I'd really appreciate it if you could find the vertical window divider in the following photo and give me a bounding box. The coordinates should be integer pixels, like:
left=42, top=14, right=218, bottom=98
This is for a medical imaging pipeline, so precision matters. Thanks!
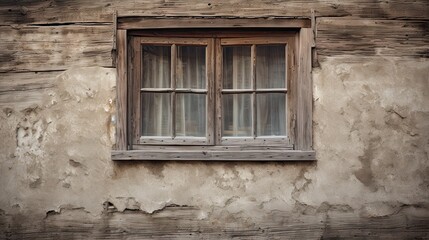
left=207, top=39, right=215, bottom=145
left=215, top=38, right=223, bottom=145
left=251, top=44, right=257, bottom=139
left=285, top=44, right=289, bottom=138
left=133, top=39, right=142, bottom=144
left=171, top=44, right=177, bottom=139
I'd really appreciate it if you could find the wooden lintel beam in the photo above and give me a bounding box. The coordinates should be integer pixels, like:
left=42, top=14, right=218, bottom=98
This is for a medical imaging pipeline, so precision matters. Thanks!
left=118, top=17, right=311, bottom=30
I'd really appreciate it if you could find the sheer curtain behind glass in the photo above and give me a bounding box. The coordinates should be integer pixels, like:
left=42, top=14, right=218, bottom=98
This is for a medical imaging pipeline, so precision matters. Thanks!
left=223, top=44, right=286, bottom=137
left=256, top=45, right=286, bottom=136
left=223, top=46, right=252, bottom=136
left=142, top=45, right=207, bottom=138
left=142, top=45, right=171, bottom=136
left=177, top=46, right=206, bottom=137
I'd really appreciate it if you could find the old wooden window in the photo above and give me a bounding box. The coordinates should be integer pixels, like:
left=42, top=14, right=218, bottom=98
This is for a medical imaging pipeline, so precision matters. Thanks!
left=132, top=37, right=214, bottom=145
left=113, top=18, right=315, bottom=161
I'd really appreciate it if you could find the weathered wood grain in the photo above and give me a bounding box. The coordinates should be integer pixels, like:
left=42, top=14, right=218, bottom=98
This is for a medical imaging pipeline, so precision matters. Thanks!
left=0, top=71, right=59, bottom=110
left=171, top=43, right=177, bottom=140
left=0, top=1, right=113, bottom=25
left=130, top=37, right=141, bottom=146
left=139, top=137, right=209, bottom=145
left=1, top=206, right=428, bottom=239
left=0, top=25, right=113, bottom=72
left=0, top=88, right=48, bottom=111
left=317, top=18, right=429, bottom=58
left=111, top=0, right=427, bottom=19
left=296, top=28, right=313, bottom=150
left=0, top=71, right=57, bottom=92
left=220, top=137, right=291, bottom=147
left=111, top=149, right=316, bottom=161
left=132, top=144, right=297, bottom=151
left=1, top=0, right=428, bottom=25
left=287, top=35, right=298, bottom=148
left=206, top=38, right=215, bottom=145
left=116, top=30, right=127, bottom=150
left=119, top=17, right=311, bottom=29
left=130, top=29, right=299, bottom=38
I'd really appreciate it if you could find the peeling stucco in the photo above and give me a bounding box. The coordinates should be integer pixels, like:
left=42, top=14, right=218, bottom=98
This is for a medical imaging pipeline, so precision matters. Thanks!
left=0, top=56, right=428, bottom=237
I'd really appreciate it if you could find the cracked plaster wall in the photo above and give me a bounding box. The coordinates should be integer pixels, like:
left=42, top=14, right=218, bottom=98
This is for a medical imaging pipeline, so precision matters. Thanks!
left=0, top=56, right=428, bottom=236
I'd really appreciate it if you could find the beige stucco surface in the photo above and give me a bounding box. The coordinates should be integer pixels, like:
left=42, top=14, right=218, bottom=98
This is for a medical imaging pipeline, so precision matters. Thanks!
left=0, top=56, right=428, bottom=237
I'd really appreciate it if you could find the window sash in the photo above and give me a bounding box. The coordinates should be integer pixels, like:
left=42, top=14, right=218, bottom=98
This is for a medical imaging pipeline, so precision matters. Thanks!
left=131, top=35, right=296, bottom=148
left=131, top=37, right=214, bottom=145
left=215, top=37, right=295, bottom=148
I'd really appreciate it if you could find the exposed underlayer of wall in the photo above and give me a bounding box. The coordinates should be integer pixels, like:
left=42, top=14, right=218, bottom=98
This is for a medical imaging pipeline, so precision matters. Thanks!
left=0, top=1, right=428, bottom=239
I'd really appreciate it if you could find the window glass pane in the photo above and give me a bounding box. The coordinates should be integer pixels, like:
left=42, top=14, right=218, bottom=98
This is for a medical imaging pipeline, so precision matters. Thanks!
left=223, top=46, right=251, bottom=89
left=142, top=92, right=171, bottom=136
left=222, top=94, right=252, bottom=137
left=256, top=93, right=286, bottom=136
left=142, top=45, right=171, bottom=88
left=176, top=93, right=206, bottom=137
left=256, top=45, right=285, bottom=89
left=177, top=46, right=206, bottom=89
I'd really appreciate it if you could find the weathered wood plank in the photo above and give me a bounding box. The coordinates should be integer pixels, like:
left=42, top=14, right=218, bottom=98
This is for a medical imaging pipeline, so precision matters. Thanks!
left=1, top=206, right=428, bottom=239
left=222, top=88, right=287, bottom=93
left=0, top=1, right=113, bottom=25
left=0, top=25, right=113, bottom=72
left=171, top=44, right=177, bottom=140
left=1, top=0, right=428, bottom=25
left=317, top=18, right=429, bottom=58
left=139, top=137, right=209, bottom=145
left=112, top=0, right=429, bottom=19
left=321, top=211, right=429, bottom=239
left=206, top=39, right=215, bottom=145
left=295, top=28, right=313, bottom=150
left=0, top=71, right=60, bottom=110
left=132, top=144, right=296, bottom=151
left=116, top=30, right=127, bottom=150
left=140, top=37, right=210, bottom=45
left=130, top=37, right=141, bottom=146
left=220, top=137, right=291, bottom=147
left=118, top=17, right=311, bottom=29
left=215, top=38, right=223, bottom=145
left=287, top=34, right=298, bottom=148
left=0, top=88, right=48, bottom=111
left=0, top=71, right=57, bottom=92
left=111, top=149, right=316, bottom=161
left=130, top=29, right=299, bottom=38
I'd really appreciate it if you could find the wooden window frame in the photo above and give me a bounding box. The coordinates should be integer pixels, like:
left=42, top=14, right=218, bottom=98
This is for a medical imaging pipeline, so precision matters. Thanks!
left=112, top=17, right=315, bottom=161
left=217, top=36, right=293, bottom=147
left=132, top=37, right=215, bottom=146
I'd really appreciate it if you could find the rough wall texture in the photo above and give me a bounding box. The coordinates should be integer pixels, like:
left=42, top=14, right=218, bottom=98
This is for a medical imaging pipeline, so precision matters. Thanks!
left=0, top=1, right=428, bottom=239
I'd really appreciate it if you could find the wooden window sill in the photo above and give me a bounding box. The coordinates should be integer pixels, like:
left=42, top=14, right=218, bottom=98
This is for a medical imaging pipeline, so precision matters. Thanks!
left=111, top=149, right=316, bottom=161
